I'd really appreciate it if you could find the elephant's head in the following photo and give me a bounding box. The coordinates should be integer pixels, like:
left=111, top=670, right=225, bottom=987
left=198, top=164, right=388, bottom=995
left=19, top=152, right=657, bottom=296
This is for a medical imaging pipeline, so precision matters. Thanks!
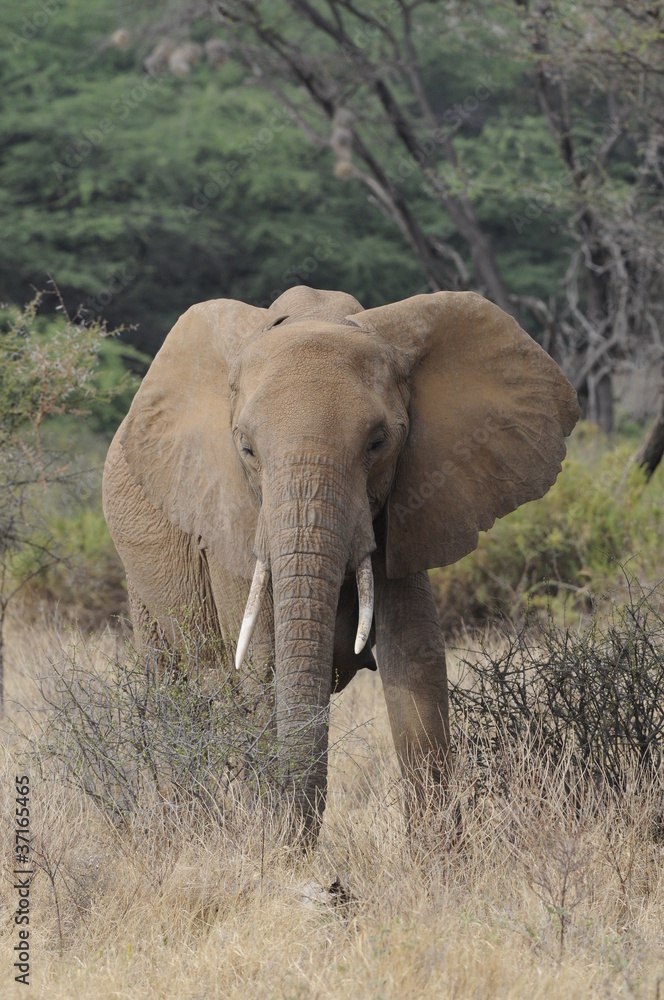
left=119, top=285, right=580, bottom=836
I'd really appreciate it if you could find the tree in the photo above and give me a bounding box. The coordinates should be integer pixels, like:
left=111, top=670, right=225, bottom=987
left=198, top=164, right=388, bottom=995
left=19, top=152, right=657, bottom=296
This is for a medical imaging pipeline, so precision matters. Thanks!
left=0, top=286, right=121, bottom=706
left=142, top=0, right=664, bottom=432
left=519, top=0, right=664, bottom=432
left=174, top=0, right=515, bottom=308
left=6, top=0, right=663, bottom=434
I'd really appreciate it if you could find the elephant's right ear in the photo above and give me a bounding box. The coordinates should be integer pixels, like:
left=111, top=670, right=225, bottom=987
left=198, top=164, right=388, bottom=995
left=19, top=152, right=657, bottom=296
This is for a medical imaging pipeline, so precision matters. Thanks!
left=119, top=299, right=268, bottom=579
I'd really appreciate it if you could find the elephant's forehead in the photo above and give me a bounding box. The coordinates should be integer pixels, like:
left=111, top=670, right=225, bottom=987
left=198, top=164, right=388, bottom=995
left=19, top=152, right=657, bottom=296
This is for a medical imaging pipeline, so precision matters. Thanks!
left=238, top=322, right=395, bottom=388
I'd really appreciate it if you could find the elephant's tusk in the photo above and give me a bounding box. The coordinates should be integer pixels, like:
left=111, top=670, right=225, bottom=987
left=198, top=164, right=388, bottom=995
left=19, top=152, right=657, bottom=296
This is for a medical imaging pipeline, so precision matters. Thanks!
left=354, top=554, right=374, bottom=655
left=235, top=558, right=270, bottom=669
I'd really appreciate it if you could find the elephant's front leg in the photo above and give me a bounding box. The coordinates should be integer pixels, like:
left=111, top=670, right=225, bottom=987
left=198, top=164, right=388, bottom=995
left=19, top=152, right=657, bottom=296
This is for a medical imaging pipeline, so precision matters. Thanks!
left=373, top=553, right=452, bottom=820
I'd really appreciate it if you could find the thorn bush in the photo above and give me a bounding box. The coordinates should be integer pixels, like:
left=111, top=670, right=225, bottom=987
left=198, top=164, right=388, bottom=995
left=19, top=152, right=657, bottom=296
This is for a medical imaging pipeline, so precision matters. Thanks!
left=450, top=578, right=664, bottom=795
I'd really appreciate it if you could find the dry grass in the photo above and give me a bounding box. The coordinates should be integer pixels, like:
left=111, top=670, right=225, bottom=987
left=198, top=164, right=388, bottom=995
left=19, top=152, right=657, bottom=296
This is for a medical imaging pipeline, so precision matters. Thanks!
left=2, top=620, right=664, bottom=999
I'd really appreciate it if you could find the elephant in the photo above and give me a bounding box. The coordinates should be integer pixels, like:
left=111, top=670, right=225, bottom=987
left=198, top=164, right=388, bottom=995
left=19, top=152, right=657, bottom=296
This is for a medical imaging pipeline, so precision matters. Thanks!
left=102, top=285, right=580, bottom=840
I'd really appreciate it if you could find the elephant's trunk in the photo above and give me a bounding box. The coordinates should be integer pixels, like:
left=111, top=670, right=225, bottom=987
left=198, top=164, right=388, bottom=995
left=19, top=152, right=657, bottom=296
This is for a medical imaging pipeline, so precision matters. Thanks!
left=264, top=460, right=356, bottom=841
left=271, top=551, right=340, bottom=839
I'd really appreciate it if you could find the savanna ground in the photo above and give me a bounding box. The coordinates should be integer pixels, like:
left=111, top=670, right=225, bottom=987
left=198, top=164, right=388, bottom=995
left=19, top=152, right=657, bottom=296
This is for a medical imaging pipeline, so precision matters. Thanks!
left=2, top=585, right=664, bottom=999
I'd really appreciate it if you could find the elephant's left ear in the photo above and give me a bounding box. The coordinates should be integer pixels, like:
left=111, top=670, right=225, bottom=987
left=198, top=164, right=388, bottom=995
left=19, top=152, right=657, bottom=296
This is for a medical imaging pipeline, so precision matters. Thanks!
left=351, top=291, right=581, bottom=579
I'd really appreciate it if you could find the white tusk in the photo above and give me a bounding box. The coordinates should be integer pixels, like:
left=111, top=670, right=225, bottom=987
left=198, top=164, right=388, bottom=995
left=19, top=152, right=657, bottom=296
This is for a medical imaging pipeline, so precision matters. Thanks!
left=354, top=554, right=374, bottom=655
left=235, top=559, right=270, bottom=669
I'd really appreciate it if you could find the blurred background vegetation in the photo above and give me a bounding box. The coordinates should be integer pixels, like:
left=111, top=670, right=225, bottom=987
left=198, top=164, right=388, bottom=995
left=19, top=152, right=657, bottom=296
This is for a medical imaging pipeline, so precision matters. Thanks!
left=2, top=0, right=664, bottom=635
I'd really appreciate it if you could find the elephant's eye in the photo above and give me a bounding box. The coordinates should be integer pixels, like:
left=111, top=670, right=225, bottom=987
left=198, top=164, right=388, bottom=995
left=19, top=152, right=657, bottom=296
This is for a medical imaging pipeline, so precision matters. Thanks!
left=237, top=432, right=255, bottom=459
left=368, top=434, right=385, bottom=453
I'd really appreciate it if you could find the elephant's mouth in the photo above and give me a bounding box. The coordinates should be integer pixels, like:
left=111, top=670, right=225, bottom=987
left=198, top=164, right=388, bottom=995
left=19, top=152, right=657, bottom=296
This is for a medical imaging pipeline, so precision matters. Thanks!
left=234, top=553, right=374, bottom=669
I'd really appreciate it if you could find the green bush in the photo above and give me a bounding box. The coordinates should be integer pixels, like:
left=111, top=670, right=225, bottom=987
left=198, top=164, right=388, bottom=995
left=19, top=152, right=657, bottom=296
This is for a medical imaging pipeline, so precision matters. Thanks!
left=0, top=290, right=138, bottom=631
left=0, top=290, right=129, bottom=695
left=4, top=411, right=128, bottom=628
left=14, top=500, right=127, bottom=627
left=85, top=337, right=147, bottom=437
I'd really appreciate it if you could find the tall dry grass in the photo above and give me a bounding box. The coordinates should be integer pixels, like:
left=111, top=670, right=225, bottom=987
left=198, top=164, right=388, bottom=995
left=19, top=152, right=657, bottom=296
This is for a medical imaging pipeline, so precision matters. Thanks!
left=2, top=619, right=664, bottom=999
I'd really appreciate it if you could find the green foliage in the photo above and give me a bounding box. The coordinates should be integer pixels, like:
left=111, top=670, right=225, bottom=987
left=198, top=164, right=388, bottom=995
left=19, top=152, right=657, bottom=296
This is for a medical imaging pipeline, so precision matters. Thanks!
left=3, top=0, right=663, bottom=637
left=0, top=0, right=602, bottom=357
left=88, top=338, right=147, bottom=434
left=11, top=495, right=126, bottom=628
left=0, top=293, right=107, bottom=444
left=0, top=291, right=124, bottom=658
left=2, top=0, right=660, bottom=363
left=0, top=290, right=118, bottom=474
left=0, top=0, right=426, bottom=356
left=431, top=425, right=664, bottom=631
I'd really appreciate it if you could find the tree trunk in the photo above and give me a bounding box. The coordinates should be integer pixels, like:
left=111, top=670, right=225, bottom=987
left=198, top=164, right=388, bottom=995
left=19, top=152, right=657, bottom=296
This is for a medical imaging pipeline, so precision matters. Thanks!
left=596, top=371, right=614, bottom=435
left=633, top=393, right=664, bottom=479
left=0, top=609, right=4, bottom=710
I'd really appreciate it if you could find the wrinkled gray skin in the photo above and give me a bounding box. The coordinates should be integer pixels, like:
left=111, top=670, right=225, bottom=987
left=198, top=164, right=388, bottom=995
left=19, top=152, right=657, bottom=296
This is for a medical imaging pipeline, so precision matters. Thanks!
left=103, top=286, right=580, bottom=841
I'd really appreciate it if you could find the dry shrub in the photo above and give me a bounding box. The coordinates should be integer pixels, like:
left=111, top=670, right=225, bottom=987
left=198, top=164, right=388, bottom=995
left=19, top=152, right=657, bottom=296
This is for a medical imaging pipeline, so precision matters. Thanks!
left=29, top=622, right=338, bottom=837
left=450, top=578, right=664, bottom=794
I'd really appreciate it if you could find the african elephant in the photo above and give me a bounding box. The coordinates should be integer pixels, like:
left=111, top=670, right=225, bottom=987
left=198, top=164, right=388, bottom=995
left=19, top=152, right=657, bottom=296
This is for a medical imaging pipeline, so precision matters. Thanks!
left=102, top=285, right=580, bottom=840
